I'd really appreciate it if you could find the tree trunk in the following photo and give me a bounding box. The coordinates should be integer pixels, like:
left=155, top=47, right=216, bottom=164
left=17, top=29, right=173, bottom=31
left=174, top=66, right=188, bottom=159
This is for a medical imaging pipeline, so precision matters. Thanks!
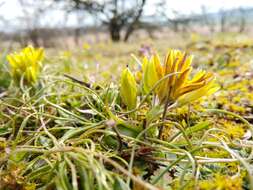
left=109, top=17, right=121, bottom=42
left=124, top=24, right=136, bottom=42
left=238, top=9, right=246, bottom=33
left=124, top=0, right=146, bottom=42
left=74, top=27, right=81, bottom=45
left=172, top=21, right=179, bottom=32
left=29, top=29, right=40, bottom=47
left=220, top=11, right=226, bottom=33
left=239, top=18, right=245, bottom=33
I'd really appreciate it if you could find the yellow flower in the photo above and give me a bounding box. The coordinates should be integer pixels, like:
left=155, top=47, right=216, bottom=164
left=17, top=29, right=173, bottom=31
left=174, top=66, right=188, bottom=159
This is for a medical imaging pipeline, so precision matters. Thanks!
left=7, top=45, right=44, bottom=85
left=139, top=49, right=219, bottom=106
left=83, top=42, right=91, bottom=50
left=62, top=51, right=72, bottom=59
left=142, top=54, right=163, bottom=93
left=120, top=67, right=137, bottom=110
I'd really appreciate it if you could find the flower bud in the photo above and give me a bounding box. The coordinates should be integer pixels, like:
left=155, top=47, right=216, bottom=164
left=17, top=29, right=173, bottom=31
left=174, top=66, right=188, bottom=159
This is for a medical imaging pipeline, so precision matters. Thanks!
left=120, top=68, right=137, bottom=110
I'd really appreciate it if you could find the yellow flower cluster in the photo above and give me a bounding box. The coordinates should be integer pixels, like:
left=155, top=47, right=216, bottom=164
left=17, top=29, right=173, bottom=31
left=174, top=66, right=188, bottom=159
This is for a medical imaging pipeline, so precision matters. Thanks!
left=7, top=46, right=44, bottom=85
left=120, top=49, right=219, bottom=109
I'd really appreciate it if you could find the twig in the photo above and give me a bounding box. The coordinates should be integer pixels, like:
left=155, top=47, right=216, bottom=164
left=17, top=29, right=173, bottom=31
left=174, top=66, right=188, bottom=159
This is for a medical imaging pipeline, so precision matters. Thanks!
left=64, top=74, right=91, bottom=88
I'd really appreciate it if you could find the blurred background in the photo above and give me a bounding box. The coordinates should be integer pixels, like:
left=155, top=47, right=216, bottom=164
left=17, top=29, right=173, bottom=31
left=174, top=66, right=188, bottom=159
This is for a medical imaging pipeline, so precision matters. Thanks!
left=1, top=0, right=253, bottom=48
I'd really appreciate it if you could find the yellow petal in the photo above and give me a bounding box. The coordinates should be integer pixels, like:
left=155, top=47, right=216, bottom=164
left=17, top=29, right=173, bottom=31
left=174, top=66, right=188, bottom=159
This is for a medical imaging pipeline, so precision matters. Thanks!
left=180, top=55, right=193, bottom=71
left=178, top=81, right=220, bottom=106
left=178, top=81, right=206, bottom=97
left=153, top=53, right=163, bottom=78
left=143, top=55, right=160, bottom=93
left=171, top=67, right=193, bottom=98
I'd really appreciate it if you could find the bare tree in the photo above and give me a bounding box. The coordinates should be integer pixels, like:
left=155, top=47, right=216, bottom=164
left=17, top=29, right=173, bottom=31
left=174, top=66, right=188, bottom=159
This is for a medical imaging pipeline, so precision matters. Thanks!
left=201, top=6, right=215, bottom=33
left=155, top=1, right=194, bottom=33
left=219, top=9, right=227, bottom=33
left=238, top=8, right=246, bottom=33
left=53, top=0, right=147, bottom=42
left=165, top=11, right=194, bottom=33
left=18, top=0, right=55, bottom=47
left=74, top=10, right=86, bottom=45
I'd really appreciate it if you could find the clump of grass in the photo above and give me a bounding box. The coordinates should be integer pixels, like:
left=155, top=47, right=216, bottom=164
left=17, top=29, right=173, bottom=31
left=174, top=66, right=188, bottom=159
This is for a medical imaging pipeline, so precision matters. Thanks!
left=0, top=52, right=11, bottom=91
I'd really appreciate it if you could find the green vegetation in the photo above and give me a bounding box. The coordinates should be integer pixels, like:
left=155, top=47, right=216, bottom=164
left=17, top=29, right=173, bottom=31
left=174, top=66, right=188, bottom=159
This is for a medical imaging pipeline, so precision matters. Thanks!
left=0, top=34, right=253, bottom=190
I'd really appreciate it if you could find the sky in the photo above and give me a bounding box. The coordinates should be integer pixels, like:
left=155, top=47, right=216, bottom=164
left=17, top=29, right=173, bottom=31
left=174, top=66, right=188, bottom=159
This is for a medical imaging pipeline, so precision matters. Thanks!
left=155, top=0, right=253, bottom=15
left=1, top=0, right=253, bottom=31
